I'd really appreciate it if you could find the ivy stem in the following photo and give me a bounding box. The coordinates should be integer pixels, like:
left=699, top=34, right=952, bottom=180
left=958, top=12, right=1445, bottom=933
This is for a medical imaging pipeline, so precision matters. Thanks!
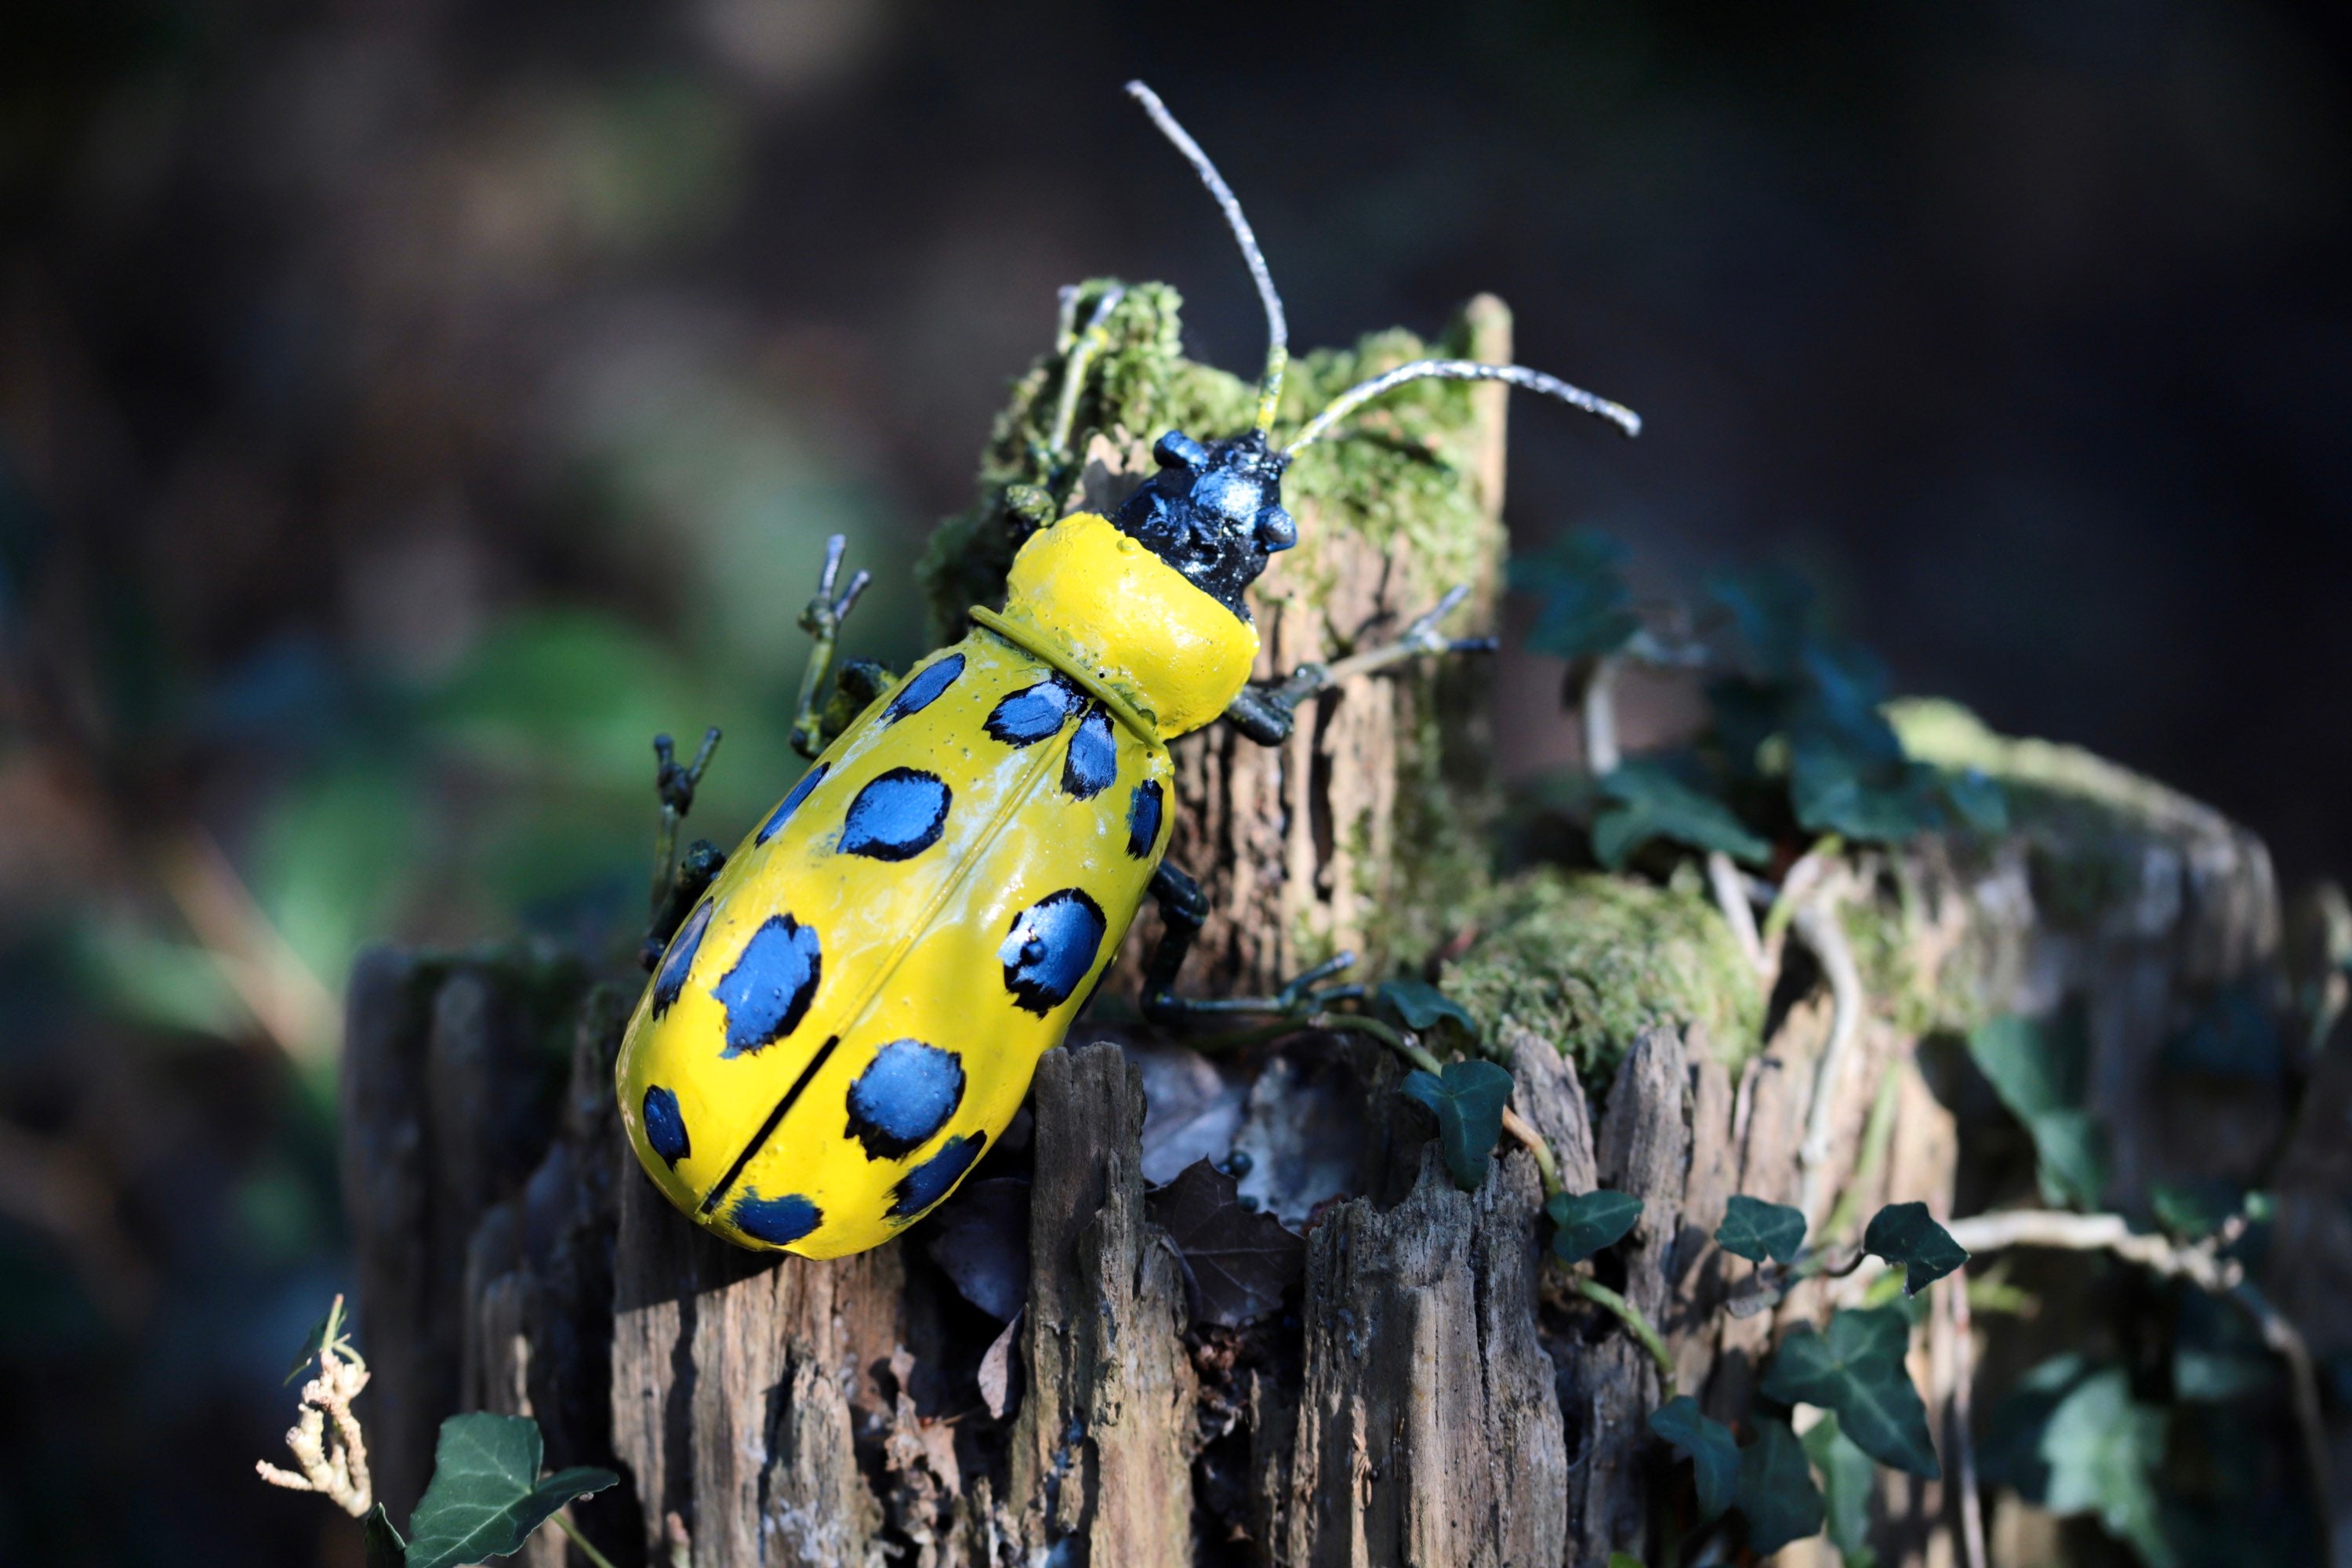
left=1570, top=1275, right=1675, bottom=1397
left=552, top=1510, right=619, bottom=1568
left=1306, top=1011, right=1443, bottom=1074
left=1308, top=1014, right=1566, bottom=1196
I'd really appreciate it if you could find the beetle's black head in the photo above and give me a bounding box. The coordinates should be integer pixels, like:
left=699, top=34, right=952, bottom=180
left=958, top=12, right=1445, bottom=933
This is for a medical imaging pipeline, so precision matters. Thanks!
left=1112, top=427, right=1296, bottom=618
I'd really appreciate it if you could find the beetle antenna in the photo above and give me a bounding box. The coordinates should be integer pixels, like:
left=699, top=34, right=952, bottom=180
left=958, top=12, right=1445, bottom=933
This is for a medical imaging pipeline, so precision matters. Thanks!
left=1282, top=359, right=1642, bottom=458
left=1124, top=80, right=1288, bottom=436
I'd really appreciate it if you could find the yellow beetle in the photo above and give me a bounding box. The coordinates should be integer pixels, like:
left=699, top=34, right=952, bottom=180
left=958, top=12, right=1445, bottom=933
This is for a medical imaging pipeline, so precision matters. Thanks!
left=614, top=82, right=1641, bottom=1258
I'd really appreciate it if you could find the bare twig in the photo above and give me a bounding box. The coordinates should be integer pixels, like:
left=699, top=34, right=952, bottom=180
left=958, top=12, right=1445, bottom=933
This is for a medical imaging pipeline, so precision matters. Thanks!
left=1946, top=1259, right=1988, bottom=1568
left=1759, top=834, right=1842, bottom=976
left=1707, top=850, right=1767, bottom=981
left=1500, top=1105, right=1563, bottom=1199
left=2228, top=1279, right=2333, bottom=1559
left=256, top=1294, right=373, bottom=1518
left=1577, top=655, right=1621, bottom=776
left=1842, top=1209, right=2332, bottom=1556
left=1793, top=887, right=1865, bottom=1227
left=1942, top=1210, right=2238, bottom=1289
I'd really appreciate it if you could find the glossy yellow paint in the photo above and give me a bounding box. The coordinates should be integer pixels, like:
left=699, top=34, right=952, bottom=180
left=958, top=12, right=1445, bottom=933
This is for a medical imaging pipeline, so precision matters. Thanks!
left=616, top=513, right=1255, bottom=1257
left=997, top=511, right=1259, bottom=738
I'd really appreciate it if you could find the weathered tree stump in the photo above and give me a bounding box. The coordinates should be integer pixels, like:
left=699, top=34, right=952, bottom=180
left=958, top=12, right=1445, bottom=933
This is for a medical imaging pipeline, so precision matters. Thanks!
left=339, top=292, right=2323, bottom=1566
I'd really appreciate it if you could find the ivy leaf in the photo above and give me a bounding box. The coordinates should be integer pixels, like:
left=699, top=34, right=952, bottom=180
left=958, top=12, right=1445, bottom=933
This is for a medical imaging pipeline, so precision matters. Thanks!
left=1968, top=1011, right=2107, bottom=1209
left=1978, top=1351, right=2089, bottom=1495
left=1374, top=978, right=1480, bottom=1053
left=402, top=1413, right=619, bottom=1568
left=1862, top=1203, right=1969, bottom=1297
left=363, top=1504, right=406, bottom=1568
left=1514, top=529, right=1639, bottom=659
left=1733, top=1414, right=1826, bottom=1554
left=1590, top=759, right=1773, bottom=869
left=1715, top=1196, right=1807, bottom=1265
left=1788, top=741, right=1946, bottom=843
left=2149, top=1178, right=2247, bottom=1244
left=2172, top=1280, right=2274, bottom=1403
left=2036, top=1369, right=2175, bottom=1567
left=1647, top=1395, right=1738, bottom=1522
left=1146, top=1159, right=1305, bottom=1327
left=1705, top=566, right=1815, bottom=681
left=1547, top=1188, right=1643, bottom=1264
left=1399, top=1060, right=1513, bottom=1192
left=1801, top=1411, right=1880, bottom=1568
left=1760, top=1307, right=1940, bottom=1478
left=1942, top=767, right=2009, bottom=833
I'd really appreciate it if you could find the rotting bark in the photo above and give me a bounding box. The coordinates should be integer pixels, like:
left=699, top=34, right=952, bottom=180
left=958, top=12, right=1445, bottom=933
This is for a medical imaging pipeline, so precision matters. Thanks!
left=337, top=292, right=2323, bottom=1567
left=1130, top=295, right=1515, bottom=1000
left=1007, top=1044, right=1199, bottom=1566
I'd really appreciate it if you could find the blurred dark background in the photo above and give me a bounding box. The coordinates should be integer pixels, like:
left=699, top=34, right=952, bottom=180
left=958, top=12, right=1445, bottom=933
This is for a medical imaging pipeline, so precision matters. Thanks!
left=2, top=2, right=2345, bottom=1561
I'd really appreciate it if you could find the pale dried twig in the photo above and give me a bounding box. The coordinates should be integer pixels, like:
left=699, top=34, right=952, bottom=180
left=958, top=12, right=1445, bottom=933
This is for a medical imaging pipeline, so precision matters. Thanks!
left=256, top=1295, right=372, bottom=1519
left=1705, top=850, right=1767, bottom=980
left=1835, top=1208, right=2330, bottom=1558
left=1792, top=877, right=1865, bottom=1226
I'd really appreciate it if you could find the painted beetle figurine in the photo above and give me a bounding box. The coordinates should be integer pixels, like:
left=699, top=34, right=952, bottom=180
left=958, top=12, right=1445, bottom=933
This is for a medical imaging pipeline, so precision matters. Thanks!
left=615, top=82, right=1640, bottom=1258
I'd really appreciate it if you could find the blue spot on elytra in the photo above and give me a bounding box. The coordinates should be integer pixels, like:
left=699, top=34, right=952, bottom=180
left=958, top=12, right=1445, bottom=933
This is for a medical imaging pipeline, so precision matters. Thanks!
left=731, top=1189, right=822, bottom=1247
left=839, top=768, right=950, bottom=861
left=1126, top=779, right=1163, bottom=860
left=985, top=678, right=1076, bottom=746
left=845, top=1039, right=966, bottom=1160
left=882, top=653, right=964, bottom=724
left=1062, top=707, right=1117, bottom=800
left=712, top=914, right=822, bottom=1056
left=891, top=1131, right=988, bottom=1219
left=652, top=901, right=713, bottom=1018
left=642, top=1085, right=691, bottom=1165
left=998, top=888, right=1108, bottom=1015
left=757, top=763, right=829, bottom=846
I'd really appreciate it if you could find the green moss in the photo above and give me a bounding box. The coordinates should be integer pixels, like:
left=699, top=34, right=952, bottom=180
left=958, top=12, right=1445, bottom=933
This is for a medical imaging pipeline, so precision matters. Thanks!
left=917, top=280, right=1254, bottom=642
left=919, top=281, right=1504, bottom=648
left=1276, top=321, right=1501, bottom=607
left=1440, top=869, right=1763, bottom=1085
left=1835, top=884, right=1984, bottom=1040
left=920, top=281, right=1512, bottom=975
left=1889, top=697, right=2230, bottom=935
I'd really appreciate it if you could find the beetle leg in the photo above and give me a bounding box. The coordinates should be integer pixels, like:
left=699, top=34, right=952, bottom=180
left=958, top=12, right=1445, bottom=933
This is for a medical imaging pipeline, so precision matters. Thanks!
left=1139, top=861, right=1363, bottom=1023
left=1220, top=584, right=1499, bottom=746
left=645, top=727, right=721, bottom=913
left=788, top=535, right=874, bottom=759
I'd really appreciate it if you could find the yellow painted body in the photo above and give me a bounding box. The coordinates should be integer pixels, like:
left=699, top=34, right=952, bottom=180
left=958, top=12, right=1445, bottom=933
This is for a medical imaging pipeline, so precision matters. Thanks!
left=615, top=514, right=1259, bottom=1256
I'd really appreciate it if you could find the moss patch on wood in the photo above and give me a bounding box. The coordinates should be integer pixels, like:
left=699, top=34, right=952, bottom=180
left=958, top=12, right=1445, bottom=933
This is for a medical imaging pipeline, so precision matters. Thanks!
left=918, top=279, right=1504, bottom=650
left=1441, top=868, right=1762, bottom=1086
left=1891, top=696, right=2250, bottom=935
